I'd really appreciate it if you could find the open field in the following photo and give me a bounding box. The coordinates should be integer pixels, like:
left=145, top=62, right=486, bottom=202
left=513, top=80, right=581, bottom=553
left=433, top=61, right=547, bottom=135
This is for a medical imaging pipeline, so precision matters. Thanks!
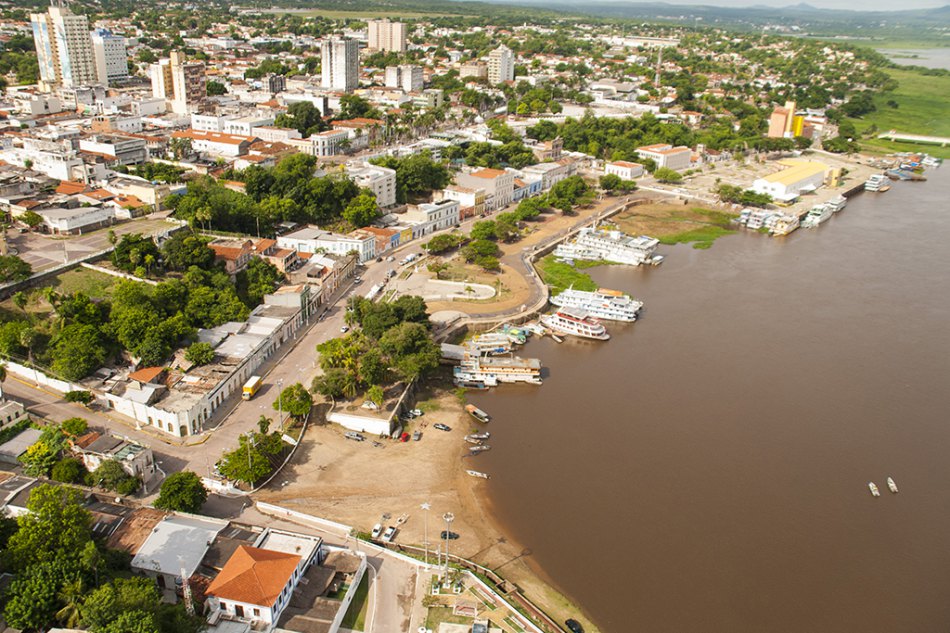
left=0, top=267, right=118, bottom=314
left=848, top=68, right=950, bottom=158
left=611, top=203, right=737, bottom=249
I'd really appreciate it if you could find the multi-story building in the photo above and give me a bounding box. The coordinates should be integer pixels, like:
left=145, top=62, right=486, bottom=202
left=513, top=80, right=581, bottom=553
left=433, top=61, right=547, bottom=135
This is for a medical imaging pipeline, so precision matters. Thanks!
left=346, top=161, right=397, bottom=208
left=277, top=226, right=376, bottom=262
left=488, top=45, right=514, bottom=85
left=605, top=160, right=644, bottom=180
left=768, top=100, right=797, bottom=138
left=367, top=18, right=406, bottom=53
left=321, top=38, right=359, bottom=93
left=90, top=28, right=128, bottom=86
left=402, top=200, right=460, bottom=239
left=264, top=73, right=286, bottom=94
left=151, top=52, right=205, bottom=113
left=442, top=185, right=485, bottom=219
left=384, top=65, right=423, bottom=93
left=30, top=5, right=98, bottom=88
left=635, top=143, right=692, bottom=172
left=456, top=168, right=514, bottom=212
left=287, top=129, right=349, bottom=157
left=459, top=62, right=488, bottom=80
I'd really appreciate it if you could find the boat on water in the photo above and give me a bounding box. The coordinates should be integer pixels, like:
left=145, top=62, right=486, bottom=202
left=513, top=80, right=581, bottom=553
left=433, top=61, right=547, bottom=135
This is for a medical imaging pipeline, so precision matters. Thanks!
left=465, top=404, right=491, bottom=423
left=869, top=482, right=880, bottom=497
left=550, top=286, right=643, bottom=322
left=827, top=195, right=847, bottom=212
left=469, top=444, right=491, bottom=453
left=770, top=214, right=800, bottom=236
left=801, top=204, right=833, bottom=228
left=455, top=355, right=543, bottom=386
left=467, top=431, right=490, bottom=440
left=463, top=436, right=484, bottom=445
left=865, top=174, right=887, bottom=192
left=541, top=308, right=610, bottom=341
left=454, top=373, right=498, bottom=390
left=466, top=470, right=490, bottom=479
left=887, top=477, right=898, bottom=493
left=553, top=226, right=662, bottom=266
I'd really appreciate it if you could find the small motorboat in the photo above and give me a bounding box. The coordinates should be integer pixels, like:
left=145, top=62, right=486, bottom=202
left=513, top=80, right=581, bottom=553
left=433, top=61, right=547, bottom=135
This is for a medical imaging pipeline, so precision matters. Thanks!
left=465, top=404, right=491, bottom=423
left=466, top=470, right=490, bottom=479
left=463, top=436, right=483, bottom=445
left=868, top=482, right=880, bottom=497
left=469, top=445, right=491, bottom=453
left=469, top=431, right=490, bottom=440
left=887, top=477, right=898, bottom=493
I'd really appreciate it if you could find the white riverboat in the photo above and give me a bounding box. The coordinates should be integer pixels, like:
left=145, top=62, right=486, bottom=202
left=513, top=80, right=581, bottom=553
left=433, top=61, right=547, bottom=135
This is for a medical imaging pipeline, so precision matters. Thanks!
left=770, top=214, right=800, bottom=236
left=801, top=204, right=833, bottom=228
left=466, top=470, right=490, bottom=479
left=828, top=195, right=847, bottom=212
left=553, top=227, right=662, bottom=266
left=550, top=287, right=643, bottom=322
left=540, top=308, right=610, bottom=341
left=454, top=355, right=543, bottom=385
left=865, top=174, right=887, bottom=192
left=887, top=477, right=898, bottom=493
left=868, top=482, right=880, bottom=497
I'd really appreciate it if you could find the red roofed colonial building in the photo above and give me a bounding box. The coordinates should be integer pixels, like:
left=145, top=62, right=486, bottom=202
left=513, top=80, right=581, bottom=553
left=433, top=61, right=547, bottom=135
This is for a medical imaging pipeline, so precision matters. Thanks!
left=206, top=546, right=301, bottom=627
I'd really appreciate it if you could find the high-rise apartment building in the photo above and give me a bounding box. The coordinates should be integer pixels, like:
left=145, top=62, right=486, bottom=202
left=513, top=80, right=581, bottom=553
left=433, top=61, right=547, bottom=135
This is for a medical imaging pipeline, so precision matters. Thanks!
left=384, top=65, right=423, bottom=93
left=90, top=28, right=128, bottom=86
left=30, top=4, right=98, bottom=88
left=367, top=19, right=406, bottom=53
left=149, top=51, right=206, bottom=112
left=321, top=38, right=359, bottom=93
left=488, top=45, right=514, bottom=85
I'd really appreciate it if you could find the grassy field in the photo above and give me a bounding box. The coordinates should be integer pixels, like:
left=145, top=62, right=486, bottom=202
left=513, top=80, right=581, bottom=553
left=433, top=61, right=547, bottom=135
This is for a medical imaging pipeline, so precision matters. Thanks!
left=848, top=67, right=950, bottom=158
left=611, top=204, right=737, bottom=250
left=0, top=268, right=119, bottom=315
left=535, top=255, right=597, bottom=294
left=339, top=575, right=370, bottom=631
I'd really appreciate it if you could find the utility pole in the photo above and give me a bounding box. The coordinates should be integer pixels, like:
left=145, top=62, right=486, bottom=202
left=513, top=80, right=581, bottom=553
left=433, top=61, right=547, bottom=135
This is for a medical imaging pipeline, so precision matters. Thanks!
left=421, top=502, right=431, bottom=567
left=442, top=512, right=454, bottom=580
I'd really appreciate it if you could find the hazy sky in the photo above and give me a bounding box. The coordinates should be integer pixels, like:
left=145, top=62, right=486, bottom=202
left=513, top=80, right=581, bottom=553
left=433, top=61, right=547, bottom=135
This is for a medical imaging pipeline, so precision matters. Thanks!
left=607, top=0, right=946, bottom=9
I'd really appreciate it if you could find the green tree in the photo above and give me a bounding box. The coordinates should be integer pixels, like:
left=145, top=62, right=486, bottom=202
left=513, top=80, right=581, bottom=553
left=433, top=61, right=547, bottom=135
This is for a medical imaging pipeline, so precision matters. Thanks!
left=654, top=167, right=683, bottom=183
left=20, top=209, right=43, bottom=228
left=19, top=425, right=67, bottom=477
left=217, top=433, right=275, bottom=485
left=5, top=484, right=92, bottom=572
left=343, top=191, right=380, bottom=228
left=51, top=457, right=87, bottom=483
left=184, top=341, right=215, bottom=366
left=3, top=559, right=73, bottom=630
left=367, top=384, right=384, bottom=407
left=154, top=471, right=208, bottom=513
left=379, top=322, right=440, bottom=381
left=80, top=577, right=163, bottom=630
left=61, top=417, right=89, bottom=436
left=600, top=173, right=622, bottom=191
left=470, top=220, right=498, bottom=241
left=0, top=254, right=32, bottom=282
left=93, top=460, right=131, bottom=491
left=11, top=290, right=27, bottom=310
left=236, top=257, right=284, bottom=307
left=112, top=234, right=161, bottom=274
left=206, top=80, right=227, bottom=96
left=65, top=390, right=94, bottom=405
left=49, top=324, right=108, bottom=381
left=161, top=231, right=216, bottom=271
left=274, top=382, right=312, bottom=419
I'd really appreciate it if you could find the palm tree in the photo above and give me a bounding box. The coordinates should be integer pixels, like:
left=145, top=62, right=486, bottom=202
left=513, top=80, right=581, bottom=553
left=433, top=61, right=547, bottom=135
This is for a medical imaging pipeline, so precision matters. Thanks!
left=55, top=578, right=85, bottom=629
left=0, top=363, right=5, bottom=400
left=144, top=253, right=155, bottom=276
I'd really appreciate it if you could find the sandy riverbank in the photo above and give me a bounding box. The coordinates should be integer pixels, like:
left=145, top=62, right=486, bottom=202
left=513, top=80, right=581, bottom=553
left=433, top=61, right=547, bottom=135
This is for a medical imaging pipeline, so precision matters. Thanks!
left=255, top=374, right=599, bottom=631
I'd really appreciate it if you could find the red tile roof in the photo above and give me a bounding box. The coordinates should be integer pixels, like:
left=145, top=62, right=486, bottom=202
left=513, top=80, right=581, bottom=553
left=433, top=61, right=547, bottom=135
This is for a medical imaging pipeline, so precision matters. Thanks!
left=207, top=546, right=300, bottom=607
left=129, top=366, right=165, bottom=384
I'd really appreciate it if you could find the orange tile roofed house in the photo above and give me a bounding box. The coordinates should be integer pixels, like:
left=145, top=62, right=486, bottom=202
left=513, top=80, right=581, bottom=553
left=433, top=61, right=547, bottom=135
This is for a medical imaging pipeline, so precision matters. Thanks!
left=469, top=167, right=506, bottom=179
left=206, top=546, right=300, bottom=623
left=56, top=180, right=89, bottom=195
left=128, top=366, right=166, bottom=384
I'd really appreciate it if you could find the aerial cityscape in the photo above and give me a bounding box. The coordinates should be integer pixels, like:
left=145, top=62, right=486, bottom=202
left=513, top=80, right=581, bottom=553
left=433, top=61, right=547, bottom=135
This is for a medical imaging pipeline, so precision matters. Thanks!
left=0, top=0, right=946, bottom=631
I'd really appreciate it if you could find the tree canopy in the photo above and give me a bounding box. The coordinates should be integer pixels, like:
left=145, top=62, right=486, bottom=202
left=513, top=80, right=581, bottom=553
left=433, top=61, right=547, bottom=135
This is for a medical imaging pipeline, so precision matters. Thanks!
left=154, top=471, right=208, bottom=513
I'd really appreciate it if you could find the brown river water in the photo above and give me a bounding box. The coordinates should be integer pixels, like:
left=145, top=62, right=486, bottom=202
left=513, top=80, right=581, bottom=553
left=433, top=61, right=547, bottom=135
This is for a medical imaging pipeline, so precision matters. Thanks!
left=469, top=172, right=950, bottom=632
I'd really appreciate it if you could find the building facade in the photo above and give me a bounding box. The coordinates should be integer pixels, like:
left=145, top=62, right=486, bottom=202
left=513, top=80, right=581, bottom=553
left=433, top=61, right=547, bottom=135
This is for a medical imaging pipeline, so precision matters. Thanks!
left=367, top=19, right=406, bottom=53
left=90, top=28, right=128, bottom=86
left=31, top=5, right=98, bottom=88
left=321, top=38, right=359, bottom=93
left=384, top=65, right=423, bottom=93
left=488, top=45, right=514, bottom=85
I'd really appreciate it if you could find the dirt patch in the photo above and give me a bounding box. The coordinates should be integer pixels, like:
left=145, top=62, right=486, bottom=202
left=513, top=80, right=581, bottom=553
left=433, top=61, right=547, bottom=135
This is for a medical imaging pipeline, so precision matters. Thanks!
left=611, top=202, right=735, bottom=239
left=425, top=261, right=531, bottom=315
left=256, top=378, right=600, bottom=631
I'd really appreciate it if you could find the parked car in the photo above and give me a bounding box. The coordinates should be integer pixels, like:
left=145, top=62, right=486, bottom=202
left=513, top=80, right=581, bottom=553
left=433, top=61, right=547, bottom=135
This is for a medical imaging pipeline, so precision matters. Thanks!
left=371, top=524, right=383, bottom=539
left=440, top=531, right=460, bottom=540
left=412, top=430, right=422, bottom=441
left=354, top=276, right=362, bottom=283
left=400, top=432, right=410, bottom=442
left=376, top=256, right=383, bottom=262
left=340, top=325, right=349, bottom=333
left=433, top=423, right=451, bottom=432
left=386, top=256, right=396, bottom=262
left=344, top=431, right=365, bottom=442
left=410, top=408, right=423, bottom=417
left=382, top=526, right=396, bottom=542
left=565, top=619, right=584, bottom=633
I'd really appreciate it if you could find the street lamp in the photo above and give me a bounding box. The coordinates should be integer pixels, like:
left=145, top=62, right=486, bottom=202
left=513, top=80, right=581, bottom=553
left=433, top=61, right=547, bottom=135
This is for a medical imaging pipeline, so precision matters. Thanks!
left=277, top=378, right=284, bottom=429
left=421, top=502, right=431, bottom=567
left=442, top=512, right=454, bottom=580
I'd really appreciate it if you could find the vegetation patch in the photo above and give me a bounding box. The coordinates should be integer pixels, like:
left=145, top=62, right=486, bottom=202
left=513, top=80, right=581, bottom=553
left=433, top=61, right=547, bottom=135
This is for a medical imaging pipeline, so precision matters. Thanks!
left=339, top=574, right=370, bottom=630
left=536, top=255, right=597, bottom=294
left=658, top=226, right=735, bottom=249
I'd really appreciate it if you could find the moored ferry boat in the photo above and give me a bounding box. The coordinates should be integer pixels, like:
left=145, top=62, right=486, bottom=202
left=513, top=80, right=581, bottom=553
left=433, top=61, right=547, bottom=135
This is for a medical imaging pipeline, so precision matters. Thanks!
left=827, top=195, right=847, bottom=212
left=865, top=174, right=887, bottom=191
left=801, top=204, right=833, bottom=228
left=770, top=214, right=800, bottom=236
left=553, top=227, right=662, bottom=266
left=540, top=308, right=610, bottom=341
left=465, top=404, right=491, bottom=423
left=550, top=286, right=643, bottom=322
